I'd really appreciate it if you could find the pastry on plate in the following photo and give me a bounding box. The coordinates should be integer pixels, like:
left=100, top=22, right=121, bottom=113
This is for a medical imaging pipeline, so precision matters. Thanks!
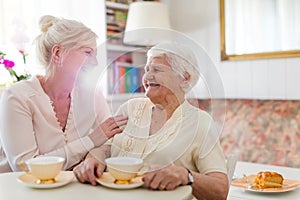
left=253, top=171, right=283, bottom=189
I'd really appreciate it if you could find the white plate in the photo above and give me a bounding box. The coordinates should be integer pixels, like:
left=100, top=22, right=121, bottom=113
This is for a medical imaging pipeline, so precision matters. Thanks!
left=232, top=174, right=300, bottom=193
left=96, top=172, right=144, bottom=189
left=17, top=171, right=74, bottom=189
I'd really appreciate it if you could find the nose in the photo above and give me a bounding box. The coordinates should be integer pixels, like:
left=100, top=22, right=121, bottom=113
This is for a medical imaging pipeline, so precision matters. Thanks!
left=84, top=54, right=98, bottom=67
left=142, top=71, right=153, bottom=87
left=89, top=55, right=98, bottom=66
left=143, top=71, right=154, bottom=80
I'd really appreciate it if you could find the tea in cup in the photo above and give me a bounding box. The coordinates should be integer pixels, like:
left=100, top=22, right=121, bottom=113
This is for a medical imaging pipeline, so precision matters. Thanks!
left=20, top=156, right=65, bottom=184
left=105, top=157, right=147, bottom=184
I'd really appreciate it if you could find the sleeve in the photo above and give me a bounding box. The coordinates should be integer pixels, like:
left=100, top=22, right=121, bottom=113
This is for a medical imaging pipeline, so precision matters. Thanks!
left=95, top=90, right=112, bottom=123
left=0, top=88, right=38, bottom=171
left=195, top=140, right=227, bottom=174
left=115, top=101, right=129, bottom=116
left=40, top=90, right=112, bottom=170
left=0, top=87, right=112, bottom=171
left=193, top=113, right=227, bottom=174
left=41, top=136, right=95, bottom=170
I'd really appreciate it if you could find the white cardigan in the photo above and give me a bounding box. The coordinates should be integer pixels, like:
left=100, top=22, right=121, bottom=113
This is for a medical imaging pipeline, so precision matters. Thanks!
left=111, top=98, right=227, bottom=175
left=0, top=76, right=110, bottom=172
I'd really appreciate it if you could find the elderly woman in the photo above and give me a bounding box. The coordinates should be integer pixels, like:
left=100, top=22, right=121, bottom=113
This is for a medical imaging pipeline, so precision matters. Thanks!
left=74, top=42, right=229, bottom=199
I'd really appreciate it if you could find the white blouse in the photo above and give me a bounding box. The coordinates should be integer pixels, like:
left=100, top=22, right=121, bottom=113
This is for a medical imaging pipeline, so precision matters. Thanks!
left=0, top=76, right=111, bottom=172
left=111, top=98, right=227, bottom=174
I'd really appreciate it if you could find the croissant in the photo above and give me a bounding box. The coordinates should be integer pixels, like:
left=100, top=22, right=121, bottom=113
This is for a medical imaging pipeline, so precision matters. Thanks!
left=253, top=171, right=283, bottom=189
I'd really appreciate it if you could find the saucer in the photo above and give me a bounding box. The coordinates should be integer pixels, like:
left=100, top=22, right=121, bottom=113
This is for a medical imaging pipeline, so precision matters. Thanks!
left=17, top=171, right=74, bottom=189
left=96, top=172, right=144, bottom=189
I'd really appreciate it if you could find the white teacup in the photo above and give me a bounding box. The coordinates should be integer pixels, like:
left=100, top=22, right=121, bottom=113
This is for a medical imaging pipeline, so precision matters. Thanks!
left=105, top=157, right=147, bottom=182
left=20, top=156, right=65, bottom=183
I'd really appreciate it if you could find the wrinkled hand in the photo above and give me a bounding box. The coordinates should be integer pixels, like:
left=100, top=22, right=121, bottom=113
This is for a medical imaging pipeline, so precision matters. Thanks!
left=143, top=165, right=189, bottom=190
left=101, top=115, right=128, bottom=138
left=73, top=157, right=106, bottom=186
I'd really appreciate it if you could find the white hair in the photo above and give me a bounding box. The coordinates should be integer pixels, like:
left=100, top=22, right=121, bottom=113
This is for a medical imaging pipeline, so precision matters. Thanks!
left=147, top=42, right=200, bottom=92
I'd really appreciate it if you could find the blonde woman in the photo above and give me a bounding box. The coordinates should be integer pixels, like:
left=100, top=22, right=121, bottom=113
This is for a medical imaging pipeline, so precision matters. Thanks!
left=0, top=15, right=127, bottom=172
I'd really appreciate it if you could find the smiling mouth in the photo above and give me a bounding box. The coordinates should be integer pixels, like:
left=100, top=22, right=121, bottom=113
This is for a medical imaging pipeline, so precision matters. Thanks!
left=147, top=83, right=160, bottom=88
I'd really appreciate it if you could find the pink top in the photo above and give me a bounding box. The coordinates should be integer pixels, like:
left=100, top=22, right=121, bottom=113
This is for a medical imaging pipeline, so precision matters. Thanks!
left=0, top=76, right=111, bottom=172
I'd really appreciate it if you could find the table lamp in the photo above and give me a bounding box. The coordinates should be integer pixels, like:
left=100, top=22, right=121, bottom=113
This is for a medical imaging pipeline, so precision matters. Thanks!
left=123, top=1, right=172, bottom=46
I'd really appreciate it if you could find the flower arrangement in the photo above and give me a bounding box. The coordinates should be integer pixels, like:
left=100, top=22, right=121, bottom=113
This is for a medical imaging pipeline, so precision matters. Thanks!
left=0, top=50, right=30, bottom=82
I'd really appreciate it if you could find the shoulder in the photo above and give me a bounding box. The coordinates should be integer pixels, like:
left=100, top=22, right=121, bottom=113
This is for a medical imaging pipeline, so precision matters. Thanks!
left=182, top=101, right=220, bottom=139
left=1, top=76, right=41, bottom=100
left=127, top=97, right=149, bottom=105
left=183, top=100, right=213, bottom=122
left=118, top=97, right=150, bottom=115
left=121, top=97, right=150, bottom=108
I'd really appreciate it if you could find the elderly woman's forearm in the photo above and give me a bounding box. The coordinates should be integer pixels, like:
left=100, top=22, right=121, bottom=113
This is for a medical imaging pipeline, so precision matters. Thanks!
left=191, top=172, right=229, bottom=200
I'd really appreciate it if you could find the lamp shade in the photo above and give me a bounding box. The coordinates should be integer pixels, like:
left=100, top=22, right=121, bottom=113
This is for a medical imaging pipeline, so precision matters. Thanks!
left=123, top=1, right=172, bottom=46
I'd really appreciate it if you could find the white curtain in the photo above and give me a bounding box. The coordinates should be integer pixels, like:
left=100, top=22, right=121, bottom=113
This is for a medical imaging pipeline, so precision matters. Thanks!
left=225, top=0, right=300, bottom=55
left=0, top=0, right=106, bottom=76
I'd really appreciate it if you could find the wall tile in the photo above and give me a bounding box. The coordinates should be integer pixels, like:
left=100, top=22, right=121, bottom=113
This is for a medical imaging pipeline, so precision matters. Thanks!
left=267, top=59, right=286, bottom=99
left=286, top=57, right=300, bottom=99
left=219, top=61, right=237, bottom=98
left=236, top=61, right=252, bottom=98
left=251, top=60, right=269, bottom=99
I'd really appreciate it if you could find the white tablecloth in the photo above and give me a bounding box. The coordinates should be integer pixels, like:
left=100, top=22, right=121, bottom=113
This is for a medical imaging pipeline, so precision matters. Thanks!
left=0, top=171, right=192, bottom=200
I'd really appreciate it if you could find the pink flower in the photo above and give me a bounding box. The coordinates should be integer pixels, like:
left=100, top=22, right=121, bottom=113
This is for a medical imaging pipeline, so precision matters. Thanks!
left=2, top=59, right=15, bottom=69
left=0, top=50, right=30, bottom=82
left=18, top=49, right=28, bottom=64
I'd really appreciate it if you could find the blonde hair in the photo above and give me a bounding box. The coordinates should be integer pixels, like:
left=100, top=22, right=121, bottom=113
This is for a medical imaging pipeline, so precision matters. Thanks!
left=35, top=15, right=97, bottom=77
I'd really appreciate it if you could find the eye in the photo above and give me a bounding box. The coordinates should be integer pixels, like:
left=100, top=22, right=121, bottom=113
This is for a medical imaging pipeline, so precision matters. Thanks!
left=82, top=47, right=95, bottom=56
left=85, top=51, right=92, bottom=56
left=153, top=67, right=163, bottom=72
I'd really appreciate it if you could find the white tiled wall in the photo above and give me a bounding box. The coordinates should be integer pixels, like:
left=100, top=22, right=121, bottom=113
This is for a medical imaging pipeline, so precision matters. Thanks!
left=286, top=58, right=300, bottom=99
left=244, top=60, right=268, bottom=99
left=236, top=61, right=252, bottom=98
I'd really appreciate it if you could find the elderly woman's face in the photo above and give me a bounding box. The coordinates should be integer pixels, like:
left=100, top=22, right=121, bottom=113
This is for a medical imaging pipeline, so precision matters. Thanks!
left=143, top=55, right=185, bottom=103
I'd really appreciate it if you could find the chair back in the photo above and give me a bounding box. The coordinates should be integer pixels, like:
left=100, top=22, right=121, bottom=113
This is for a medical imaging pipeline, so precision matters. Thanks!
left=226, top=154, right=237, bottom=185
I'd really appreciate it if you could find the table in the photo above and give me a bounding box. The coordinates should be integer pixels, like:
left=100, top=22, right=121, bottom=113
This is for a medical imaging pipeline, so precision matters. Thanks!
left=0, top=172, right=192, bottom=200
left=228, top=161, right=300, bottom=200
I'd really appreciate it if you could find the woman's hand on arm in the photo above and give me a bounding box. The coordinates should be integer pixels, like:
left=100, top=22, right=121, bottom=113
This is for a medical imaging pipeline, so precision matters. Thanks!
left=100, top=115, right=128, bottom=138
left=89, top=115, right=128, bottom=147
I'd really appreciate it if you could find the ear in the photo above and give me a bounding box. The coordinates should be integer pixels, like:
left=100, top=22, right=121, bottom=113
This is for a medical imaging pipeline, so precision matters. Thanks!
left=51, top=45, right=62, bottom=65
left=182, top=71, right=191, bottom=82
left=180, top=71, right=191, bottom=90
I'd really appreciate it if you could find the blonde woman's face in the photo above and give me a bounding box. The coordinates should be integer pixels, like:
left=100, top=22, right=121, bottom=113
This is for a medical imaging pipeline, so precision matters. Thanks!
left=142, top=55, right=185, bottom=104
left=60, top=41, right=97, bottom=76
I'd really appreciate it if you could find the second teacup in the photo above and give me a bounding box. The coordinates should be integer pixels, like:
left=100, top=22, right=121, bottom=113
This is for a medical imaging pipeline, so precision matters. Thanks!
left=20, top=156, right=65, bottom=183
left=105, top=157, right=145, bottom=182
